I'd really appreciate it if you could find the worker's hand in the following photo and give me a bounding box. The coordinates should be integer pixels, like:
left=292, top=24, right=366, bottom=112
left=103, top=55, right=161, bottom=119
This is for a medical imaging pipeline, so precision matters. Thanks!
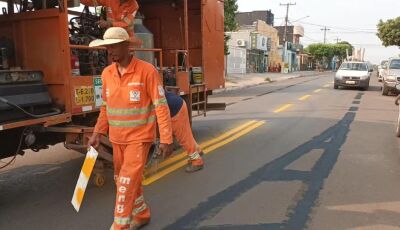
left=97, top=19, right=111, bottom=29
left=158, top=143, right=173, bottom=159
left=87, top=132, right=101, bottom=149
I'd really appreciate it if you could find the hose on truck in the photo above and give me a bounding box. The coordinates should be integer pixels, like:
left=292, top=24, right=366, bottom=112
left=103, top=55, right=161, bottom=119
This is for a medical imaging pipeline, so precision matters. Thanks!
left=0, top=127, right=26, bottom=169
left=0, top=97, right=61, bottom=169
left=0, top=96, right=61, bottom=118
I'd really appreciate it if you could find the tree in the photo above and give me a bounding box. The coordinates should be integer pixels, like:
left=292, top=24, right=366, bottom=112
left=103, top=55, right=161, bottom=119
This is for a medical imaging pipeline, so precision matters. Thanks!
left=305, top=43, right=334, bottom=61
left=333, top=42, right=353, bottom=60
left=337, top=41, right=353, bottom=58
left=305, top=42, right=353, bottom=69
left=377, top=17, right=400, bottom=47
left=224, top=0, right=238, bottom=55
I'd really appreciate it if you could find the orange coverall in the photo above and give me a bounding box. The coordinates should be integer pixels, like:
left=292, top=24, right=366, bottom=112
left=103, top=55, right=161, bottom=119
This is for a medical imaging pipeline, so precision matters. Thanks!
left=166, top=92, right=204, bottom=166
left=80, top=0, right=138, bottom=37
left=94, top=57, right=172, bottom=229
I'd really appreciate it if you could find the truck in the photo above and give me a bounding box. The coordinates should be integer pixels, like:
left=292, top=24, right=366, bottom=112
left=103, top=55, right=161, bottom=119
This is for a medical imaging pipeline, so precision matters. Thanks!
left=0, top=0, right=225, bottom=184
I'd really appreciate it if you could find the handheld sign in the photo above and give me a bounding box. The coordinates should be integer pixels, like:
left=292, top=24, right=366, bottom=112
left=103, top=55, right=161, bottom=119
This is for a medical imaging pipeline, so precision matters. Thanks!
left=71, top=146, right=98, bottom=212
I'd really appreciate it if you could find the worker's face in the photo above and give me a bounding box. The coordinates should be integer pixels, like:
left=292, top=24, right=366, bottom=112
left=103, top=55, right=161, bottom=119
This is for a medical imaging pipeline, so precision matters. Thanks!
left=106, top=41, right=130, bottom=63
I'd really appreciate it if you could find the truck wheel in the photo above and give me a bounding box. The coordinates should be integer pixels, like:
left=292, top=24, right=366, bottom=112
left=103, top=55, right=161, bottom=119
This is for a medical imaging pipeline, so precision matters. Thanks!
left=334, top=84, right=338, bottom=89
left=382, top=84, right=389, bottom=96
left=93, top=173, right=106, bottom=187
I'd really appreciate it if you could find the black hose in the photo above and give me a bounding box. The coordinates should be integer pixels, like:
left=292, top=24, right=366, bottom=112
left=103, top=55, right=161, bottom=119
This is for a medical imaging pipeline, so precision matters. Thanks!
left=0, top=96, right=61, bottom=118
left=0, top=127, right=26, bottom=169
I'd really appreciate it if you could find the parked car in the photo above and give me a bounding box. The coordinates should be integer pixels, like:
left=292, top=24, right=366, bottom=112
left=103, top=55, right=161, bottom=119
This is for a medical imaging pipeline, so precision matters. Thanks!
left=378, top=60, right=388, bottom=82
left=334, top=61, right=372, bottom=90
left=381, top=58, right=400, bottom=96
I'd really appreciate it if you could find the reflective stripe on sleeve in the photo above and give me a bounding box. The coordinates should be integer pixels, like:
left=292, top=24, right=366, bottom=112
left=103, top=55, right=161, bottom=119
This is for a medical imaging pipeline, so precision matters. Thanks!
left=153, top=98, right=167, bottom=106
left=123, top=17, right=133, bottom=25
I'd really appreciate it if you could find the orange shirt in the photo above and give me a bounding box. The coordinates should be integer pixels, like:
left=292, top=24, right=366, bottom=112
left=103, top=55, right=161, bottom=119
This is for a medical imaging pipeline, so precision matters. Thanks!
left=94, top=57, right=173, bottom=145
left=80, top=0, right=138, bottom=37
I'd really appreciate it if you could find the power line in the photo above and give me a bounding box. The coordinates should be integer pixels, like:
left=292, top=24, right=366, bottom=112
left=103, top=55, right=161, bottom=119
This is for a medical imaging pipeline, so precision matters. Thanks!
left=300, top=21, right=376, bottom=33
left=302, top=35, right=322, bottom=43
left=307, top=31, right=376, bottom=34
left=280, top=2, right=296, bottom=43
left=321, top=26, right=330, bottom=44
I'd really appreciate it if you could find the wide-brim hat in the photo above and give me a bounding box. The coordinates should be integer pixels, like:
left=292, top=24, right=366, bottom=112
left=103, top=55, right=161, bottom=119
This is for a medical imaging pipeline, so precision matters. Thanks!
left=89, top=27, right=141, bottom=47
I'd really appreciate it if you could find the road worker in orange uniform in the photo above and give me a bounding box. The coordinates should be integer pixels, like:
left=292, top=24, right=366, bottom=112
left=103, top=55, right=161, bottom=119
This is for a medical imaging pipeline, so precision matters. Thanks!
left=80, top=0, right=138, bottom=37
left=164, top=91, right=205, bottom=172
left=88, top=27, right=173, bottom=230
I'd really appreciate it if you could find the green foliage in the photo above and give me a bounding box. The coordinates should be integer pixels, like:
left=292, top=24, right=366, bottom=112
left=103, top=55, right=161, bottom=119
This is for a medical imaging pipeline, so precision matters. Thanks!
left=224, top=0, right=238, bottom=55
left=377, top=17, right=400, bottom=47
left=305, top=42, right=353, bottom=62
left=337, top=41, right=353, bottom=56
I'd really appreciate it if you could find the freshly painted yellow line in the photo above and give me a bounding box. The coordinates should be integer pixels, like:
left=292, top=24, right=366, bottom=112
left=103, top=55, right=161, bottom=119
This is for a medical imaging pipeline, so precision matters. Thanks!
left=274, top=104, right=293, bottom=113
left=142, top=121, right=266, bottom=185
left=150, top=120, right=258, bottom=171
left=298, top=95, right=312, bottom=101
left=202, top=121, right=265, bottom=154
left=314, top=89, right=322, bottom=93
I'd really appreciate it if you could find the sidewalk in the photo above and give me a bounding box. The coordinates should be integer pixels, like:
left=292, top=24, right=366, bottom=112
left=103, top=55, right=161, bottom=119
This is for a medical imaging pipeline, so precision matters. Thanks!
left=214, top=71, right=320, bottom=94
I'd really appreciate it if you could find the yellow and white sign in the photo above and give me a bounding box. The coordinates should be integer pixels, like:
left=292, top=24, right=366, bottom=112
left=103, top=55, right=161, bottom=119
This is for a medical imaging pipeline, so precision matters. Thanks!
left=71, top=146, right=98, bottom=212
left=75, top=86, right=95, bottom=106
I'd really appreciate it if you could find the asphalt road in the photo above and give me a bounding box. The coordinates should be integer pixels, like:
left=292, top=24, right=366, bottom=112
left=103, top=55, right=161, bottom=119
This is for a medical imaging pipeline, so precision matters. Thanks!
left=1, top=73, right=400, bottom=230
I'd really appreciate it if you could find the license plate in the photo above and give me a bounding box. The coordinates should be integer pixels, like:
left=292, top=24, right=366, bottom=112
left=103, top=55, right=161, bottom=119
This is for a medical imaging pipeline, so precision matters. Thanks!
left=75, top=86, right=95, bottom=105
left=346, top=80, right=356, bottom=85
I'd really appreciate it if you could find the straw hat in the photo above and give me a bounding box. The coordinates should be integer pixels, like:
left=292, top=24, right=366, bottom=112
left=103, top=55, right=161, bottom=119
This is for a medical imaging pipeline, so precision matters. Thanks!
left=89, top=27, right=137, bottom=47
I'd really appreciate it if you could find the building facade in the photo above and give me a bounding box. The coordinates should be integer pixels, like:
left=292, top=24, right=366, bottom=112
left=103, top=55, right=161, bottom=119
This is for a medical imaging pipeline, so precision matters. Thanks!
left=226, top=30, right=271, bottom=74
left=255, top=20, right=282, bottom=71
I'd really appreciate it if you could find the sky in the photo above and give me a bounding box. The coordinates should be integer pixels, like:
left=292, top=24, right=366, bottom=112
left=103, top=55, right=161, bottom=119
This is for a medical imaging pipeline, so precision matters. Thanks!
left=237, top=0, right=400, bottom=64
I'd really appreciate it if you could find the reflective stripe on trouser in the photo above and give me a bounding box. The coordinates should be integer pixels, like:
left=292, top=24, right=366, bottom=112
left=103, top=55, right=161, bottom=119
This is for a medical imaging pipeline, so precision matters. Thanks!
left=171, top=102, right=204, bottom=166
left=112, top=143, right=152, bottom=230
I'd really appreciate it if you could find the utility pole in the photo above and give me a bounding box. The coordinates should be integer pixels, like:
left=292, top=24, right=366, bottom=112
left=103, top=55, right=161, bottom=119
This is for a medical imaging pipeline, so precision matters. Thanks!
left=334, top=37, right=341, bottom=43
left=280, top=2, right=296, bottom=43
left=321, top=26, right=330, bottom=44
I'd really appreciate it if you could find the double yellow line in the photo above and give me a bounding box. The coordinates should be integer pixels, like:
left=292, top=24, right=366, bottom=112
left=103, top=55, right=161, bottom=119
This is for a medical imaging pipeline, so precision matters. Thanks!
left=142, top=120, right=265, bottom=185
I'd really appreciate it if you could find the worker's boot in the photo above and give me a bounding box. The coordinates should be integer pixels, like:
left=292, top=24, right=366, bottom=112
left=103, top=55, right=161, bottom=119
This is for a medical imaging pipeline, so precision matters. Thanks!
left=185, top=151, right=204, bottom=173
left=185, top=163, right=204, bottom=173
left=110, top=218, right=150, bottom=230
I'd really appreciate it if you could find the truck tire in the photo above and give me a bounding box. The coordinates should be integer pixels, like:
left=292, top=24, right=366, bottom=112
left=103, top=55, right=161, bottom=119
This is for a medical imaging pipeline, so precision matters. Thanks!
left=334, top=84, right=338, bottom=89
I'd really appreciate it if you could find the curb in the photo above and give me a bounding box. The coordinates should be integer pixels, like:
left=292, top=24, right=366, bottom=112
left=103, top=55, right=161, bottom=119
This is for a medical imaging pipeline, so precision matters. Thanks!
left=213, top=72, right=322, bottom=94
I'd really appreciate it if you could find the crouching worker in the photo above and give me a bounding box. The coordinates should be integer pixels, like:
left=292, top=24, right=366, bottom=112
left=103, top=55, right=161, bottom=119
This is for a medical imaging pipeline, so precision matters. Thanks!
left=164, top=90, right=205, bottom=173
left=87, top=27, right=173, bottom=230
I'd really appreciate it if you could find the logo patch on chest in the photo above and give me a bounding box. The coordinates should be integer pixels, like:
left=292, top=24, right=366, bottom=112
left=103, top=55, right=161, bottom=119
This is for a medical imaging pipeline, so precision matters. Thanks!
left=130, top=90, right=140, bottom=102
